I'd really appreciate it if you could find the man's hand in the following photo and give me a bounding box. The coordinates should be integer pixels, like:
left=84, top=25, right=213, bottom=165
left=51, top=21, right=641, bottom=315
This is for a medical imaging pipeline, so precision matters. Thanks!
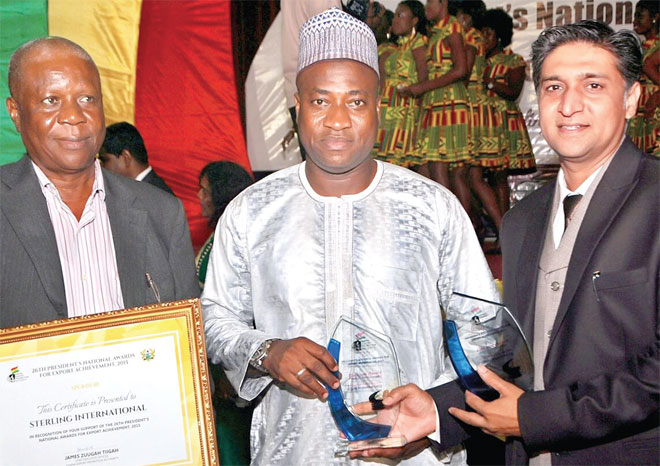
left=262, top=337, right=339, bottom=400
left=348, top=383, right=437, bottom=459
left=350, top=438, right=430, bottom=461
left=448, top=365, right=524, bottom=438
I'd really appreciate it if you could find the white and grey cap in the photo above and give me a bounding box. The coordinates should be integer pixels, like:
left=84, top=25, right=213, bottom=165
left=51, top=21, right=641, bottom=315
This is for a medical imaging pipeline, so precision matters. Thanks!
left=297, top=8, right=379, bottom=77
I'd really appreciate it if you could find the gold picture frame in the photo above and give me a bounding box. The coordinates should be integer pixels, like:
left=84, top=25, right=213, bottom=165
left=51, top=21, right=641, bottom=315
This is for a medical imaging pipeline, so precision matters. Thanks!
left=0, top=298, right=218, bottom=466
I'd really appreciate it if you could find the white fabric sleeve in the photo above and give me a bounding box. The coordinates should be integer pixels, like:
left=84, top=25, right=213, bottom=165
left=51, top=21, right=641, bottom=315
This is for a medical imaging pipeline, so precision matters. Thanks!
left=201, top=197, right=278, bottom=400
left=427, top=401, right=442, bottom=444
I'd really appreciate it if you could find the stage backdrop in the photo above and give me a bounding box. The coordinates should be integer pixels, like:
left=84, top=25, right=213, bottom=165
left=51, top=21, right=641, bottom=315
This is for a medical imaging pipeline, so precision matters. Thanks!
left=1, top=1, right=638, bottom=241
left=0, top=0, right=250, bottom=248
left=246, top=0, right=637, bottom=170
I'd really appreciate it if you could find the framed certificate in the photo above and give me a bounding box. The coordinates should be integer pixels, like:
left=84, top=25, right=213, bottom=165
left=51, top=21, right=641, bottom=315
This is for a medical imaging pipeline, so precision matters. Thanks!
left=0, top=299, right=218, bottom=466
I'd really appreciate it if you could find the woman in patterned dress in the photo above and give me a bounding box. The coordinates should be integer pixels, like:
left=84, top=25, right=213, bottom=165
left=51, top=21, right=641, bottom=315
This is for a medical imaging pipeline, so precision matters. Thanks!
left=456, top=0, right=504, bottom=232
left=481, top=8, right=535, bottom=214
left=628, top=0, right=659, bottom=156
left=372, top=1, right=428, bottom=167
left=403, top=0, right=469, bottom=198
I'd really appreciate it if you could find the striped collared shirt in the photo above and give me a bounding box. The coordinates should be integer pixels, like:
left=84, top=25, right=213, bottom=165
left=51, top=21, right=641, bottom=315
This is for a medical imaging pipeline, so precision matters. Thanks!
left=32, top=160, right=124, bottom=317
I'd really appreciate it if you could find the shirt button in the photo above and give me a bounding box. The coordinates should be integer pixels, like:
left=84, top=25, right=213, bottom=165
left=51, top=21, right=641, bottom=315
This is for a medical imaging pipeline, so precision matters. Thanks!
left=547, top=331, right=552, bottom=339
left=550, top=281, right=560, bottom=291
left=82, top=275, right=88, bottom=282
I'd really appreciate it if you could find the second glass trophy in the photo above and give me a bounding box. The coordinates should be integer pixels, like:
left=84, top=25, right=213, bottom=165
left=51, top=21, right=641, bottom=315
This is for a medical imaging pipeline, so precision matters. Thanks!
left=443, top=292, right=534, bottom=400
left=326, top=317, right=407, bottom=452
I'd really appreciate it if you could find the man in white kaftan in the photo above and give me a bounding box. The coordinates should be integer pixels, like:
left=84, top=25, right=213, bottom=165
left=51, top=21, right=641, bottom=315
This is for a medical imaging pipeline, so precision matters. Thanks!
left=202, top=8, right=499, bottom=466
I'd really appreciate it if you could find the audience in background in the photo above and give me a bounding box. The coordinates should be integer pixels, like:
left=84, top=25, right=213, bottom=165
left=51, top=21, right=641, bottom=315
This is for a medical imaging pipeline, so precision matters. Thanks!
left=481, top=8, right=535, bottom=215
left=376, top=9, right=397, bottom=57
left=369, top=2, right=395, bottom=46
left=373, top=1, right=428, bottom=168
left=408, top=0, right=471, bottom=208
left=628, top=0, right=659, bottom=156
left=455, top=0, right=504, bottom=234
left=196, top=161, right=254, bottom=287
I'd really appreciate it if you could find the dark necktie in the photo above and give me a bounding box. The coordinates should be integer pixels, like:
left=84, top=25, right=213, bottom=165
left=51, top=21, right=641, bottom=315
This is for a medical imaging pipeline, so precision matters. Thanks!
left=563, top=194, right=583, bottom=231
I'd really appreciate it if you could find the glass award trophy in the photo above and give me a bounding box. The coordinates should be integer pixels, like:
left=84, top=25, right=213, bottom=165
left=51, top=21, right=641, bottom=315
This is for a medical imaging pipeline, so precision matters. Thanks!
left=443, top=292, right=533, bottom=401
left=326, top=317, right=407, bottom=453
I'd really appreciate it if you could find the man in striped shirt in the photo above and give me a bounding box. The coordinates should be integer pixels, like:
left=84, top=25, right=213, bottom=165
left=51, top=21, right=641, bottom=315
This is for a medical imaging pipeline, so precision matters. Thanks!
left=1, top=37, right=199, bottom=327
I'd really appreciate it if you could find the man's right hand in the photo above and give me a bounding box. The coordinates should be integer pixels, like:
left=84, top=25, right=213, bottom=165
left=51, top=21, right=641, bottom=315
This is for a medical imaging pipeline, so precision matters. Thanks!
left=349, top=383, right=437, bottom=459
left=262, top=337, right=340, bottom=400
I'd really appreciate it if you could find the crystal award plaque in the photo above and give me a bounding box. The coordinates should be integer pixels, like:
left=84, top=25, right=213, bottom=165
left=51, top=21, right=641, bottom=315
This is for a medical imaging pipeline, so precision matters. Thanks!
left=326, top=317, right=407, bottom=452
left=443, top=292, right=533, bottom=401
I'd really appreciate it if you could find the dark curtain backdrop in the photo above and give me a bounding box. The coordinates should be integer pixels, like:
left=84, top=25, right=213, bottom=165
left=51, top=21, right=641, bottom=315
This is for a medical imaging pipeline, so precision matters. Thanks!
left=231, top=0, right=280, bottom=136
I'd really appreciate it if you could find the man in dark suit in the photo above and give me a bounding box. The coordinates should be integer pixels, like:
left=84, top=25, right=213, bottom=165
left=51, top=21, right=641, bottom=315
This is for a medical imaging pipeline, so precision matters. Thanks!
left=99, top=121, right=175, bottom=195
left=350, top=21, right=658, bottom=465
left=1, top=37, right=199, bottom=328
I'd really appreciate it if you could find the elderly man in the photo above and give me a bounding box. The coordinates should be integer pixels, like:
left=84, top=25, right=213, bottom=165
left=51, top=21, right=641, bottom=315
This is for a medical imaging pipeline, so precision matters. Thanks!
left=352, top=20, right=659, bottom=465
left=99, top=121, right=175, bottom=195
left=1, top=37, right=199, bottom=328
left=202, top=8, right=498, bottom=465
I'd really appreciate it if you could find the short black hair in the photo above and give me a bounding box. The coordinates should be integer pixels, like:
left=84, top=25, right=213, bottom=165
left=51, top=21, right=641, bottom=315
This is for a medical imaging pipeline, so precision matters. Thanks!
left=454, top=0, right=487, bottom=29
left=200, top=161, right=253, bottom=228
left=636, top=0, right=659, bottom=18
left=531, top=20, right=642, bottom=92
left=102, top=122, right=149, bottom=165
left=481, top=9, right=514, bottom=48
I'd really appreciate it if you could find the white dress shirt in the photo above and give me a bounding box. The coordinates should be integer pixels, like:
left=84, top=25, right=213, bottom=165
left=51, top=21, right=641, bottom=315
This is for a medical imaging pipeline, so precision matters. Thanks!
left=33, top=160, right=124, bottom=317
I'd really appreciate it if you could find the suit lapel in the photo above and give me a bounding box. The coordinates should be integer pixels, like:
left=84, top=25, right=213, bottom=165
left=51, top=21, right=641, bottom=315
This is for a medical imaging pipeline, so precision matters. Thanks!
left=515, top=184, right=555, bottom=344
left=1, top=157, right=67, bottom=318
left=550, top=139, right=642, bottom=348
left=103, top=171, right=147, bottom=308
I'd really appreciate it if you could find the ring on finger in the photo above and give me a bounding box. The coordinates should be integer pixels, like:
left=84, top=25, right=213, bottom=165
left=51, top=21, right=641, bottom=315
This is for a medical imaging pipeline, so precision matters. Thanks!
left=296, top=368, right=307, bottom=377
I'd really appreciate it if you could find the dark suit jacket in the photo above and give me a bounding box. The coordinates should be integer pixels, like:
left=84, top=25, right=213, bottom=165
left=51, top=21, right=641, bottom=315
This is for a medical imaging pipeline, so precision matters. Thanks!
left=0, top=156, right=200, bottom=328
left=429, top=139, right=659, bottom=465
left=142, top=168, right=175, bottom=196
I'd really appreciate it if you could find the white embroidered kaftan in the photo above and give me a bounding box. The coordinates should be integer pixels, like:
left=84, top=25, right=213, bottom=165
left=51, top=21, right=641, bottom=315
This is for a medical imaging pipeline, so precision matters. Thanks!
left=202, top=161, right=499, bottom=465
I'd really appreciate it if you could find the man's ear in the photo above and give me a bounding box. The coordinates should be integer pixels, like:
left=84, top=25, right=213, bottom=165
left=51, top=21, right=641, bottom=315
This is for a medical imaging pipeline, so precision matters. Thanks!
left=119, top=149, right=133, bottom=166
left=294, top=92, right=301, bottom=121
left=376, top=99, right=381, bottom=126
left=6, top=97, right=20, bottom=133
left=624, top=81, right=641, bottom=120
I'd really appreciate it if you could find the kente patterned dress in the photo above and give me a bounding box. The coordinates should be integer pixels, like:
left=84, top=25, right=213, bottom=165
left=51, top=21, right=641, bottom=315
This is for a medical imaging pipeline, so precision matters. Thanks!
left=377, top=40, right=397, bottom=58
left=485, top=48, right=536, bottom=172
left=416, top=16, right=471, bottom=165
left=627, top=36, right=659, bottom=157
left=464, top=27, right=506, bottom=169
left=202, top=161, right=499, bottom=466
left=373, top=32, right=428, bottom=167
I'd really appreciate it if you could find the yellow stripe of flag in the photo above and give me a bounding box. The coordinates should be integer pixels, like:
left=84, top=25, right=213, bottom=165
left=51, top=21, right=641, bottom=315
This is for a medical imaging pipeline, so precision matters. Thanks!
left=48, top=0, right=142, bottom=125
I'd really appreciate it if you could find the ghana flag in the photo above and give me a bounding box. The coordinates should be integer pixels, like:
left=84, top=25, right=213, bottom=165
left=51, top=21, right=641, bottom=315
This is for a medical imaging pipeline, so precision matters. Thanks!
left=0, top=0, right=249, bottom=247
